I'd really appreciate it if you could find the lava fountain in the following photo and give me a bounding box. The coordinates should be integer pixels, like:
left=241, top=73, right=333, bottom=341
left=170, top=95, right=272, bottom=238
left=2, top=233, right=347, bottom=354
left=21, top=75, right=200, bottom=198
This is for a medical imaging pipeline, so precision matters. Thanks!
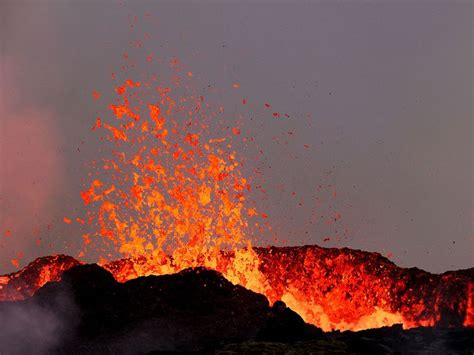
left=79, top=61, right=267, bottom=291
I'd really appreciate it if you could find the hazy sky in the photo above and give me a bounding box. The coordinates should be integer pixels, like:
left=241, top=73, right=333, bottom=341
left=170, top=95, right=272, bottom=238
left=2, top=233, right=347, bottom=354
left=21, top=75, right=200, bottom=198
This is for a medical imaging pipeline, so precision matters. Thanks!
left=0, top=0, right=472, bottom=273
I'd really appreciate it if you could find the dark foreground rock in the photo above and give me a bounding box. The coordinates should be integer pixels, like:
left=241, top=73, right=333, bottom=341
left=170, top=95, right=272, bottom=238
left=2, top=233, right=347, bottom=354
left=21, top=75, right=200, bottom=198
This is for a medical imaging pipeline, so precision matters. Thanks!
left=218, top=326, right=474, bottom=354
left=0, top=264, right=322, bottom=354
left=0, top=263, right=472, bottom=354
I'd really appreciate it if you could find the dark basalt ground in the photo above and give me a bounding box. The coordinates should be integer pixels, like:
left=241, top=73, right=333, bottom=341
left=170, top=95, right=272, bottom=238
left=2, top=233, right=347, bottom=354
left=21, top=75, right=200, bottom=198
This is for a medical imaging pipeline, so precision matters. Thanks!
left=0, top=263, right=472, bottom=354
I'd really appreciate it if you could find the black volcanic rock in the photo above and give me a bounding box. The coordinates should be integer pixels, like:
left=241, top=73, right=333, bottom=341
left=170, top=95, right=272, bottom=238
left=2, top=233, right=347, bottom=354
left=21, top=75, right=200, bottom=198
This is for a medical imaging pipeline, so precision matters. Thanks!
left=1, top=263, right=321, bottom=354
left=219, top=325, right=474, bottom=354
left=215, top=325, right=474, bottom=355
left=339, top=325, right=474, bottom=354
left=0, top=262, right=473, bottom=354
left=257, top=300, right=324, bottom=342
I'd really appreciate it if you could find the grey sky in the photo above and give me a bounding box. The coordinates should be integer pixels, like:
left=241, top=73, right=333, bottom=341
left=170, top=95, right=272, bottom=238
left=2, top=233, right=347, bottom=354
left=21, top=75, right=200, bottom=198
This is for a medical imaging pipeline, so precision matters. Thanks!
left=0, top=0, right=472, bottom=273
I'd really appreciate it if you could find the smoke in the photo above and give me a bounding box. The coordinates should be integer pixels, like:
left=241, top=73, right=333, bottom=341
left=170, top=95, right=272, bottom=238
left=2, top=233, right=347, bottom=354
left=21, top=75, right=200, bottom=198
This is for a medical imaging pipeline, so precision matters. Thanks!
left=0, top=288, right=77, bottom=355
left=0, top=102, right=63, bottom=231
left=0, top=302, right=61, bottom=354
left=0, top=59, right=64, bottom=268
left=0, top=1, right=68, bottom=272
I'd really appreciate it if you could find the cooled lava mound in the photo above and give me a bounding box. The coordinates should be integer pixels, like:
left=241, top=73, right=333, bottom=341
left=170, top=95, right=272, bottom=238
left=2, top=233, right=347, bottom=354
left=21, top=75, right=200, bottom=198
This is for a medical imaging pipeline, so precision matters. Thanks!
left=0, top=263, right=323, bottom=354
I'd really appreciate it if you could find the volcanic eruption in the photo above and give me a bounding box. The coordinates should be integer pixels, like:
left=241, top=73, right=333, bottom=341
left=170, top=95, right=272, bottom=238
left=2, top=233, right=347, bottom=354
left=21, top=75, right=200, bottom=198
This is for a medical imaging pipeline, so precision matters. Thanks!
left=1, top=5, right=473, bottom=353
left=1, top=55, right=472, bottom=335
